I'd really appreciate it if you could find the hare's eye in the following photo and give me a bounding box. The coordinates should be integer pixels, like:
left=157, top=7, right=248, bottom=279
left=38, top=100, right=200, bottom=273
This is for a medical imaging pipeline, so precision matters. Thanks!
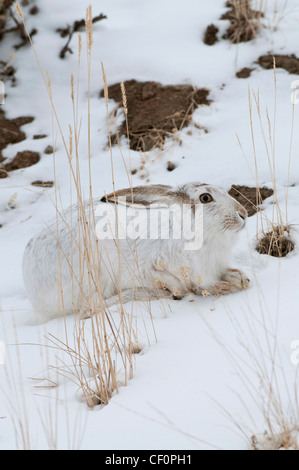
left=200, top=193, right=213, bottom=204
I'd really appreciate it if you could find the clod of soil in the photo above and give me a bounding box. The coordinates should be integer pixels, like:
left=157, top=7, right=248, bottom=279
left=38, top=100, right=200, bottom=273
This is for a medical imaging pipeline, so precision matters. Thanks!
left=0, top=60, right=16, bottom=86
left=0, top=108, right=34, bottom=162
left=33, top=134, right=47, bottom=140
left=228, top=185, right=273, bottom=217
left=0, top=151, right=40, bottom=178
left=203, top=24, right=219, bottom=45
left=31, top=180, right=53, bottom=188
left=101, top=80, right=211, bottom=152
left=256, top=227, right=294, bottom=258
left=29, top=6, right=39, bottom=15
left=236, top=67, right=253, bottom=78
left=167, top=161, right=176, bottom=172
left=44, top=145, right=54, bottom=154
left=221, top=0, right=263, bottom=44
left=258, top=54, right=299, bottom=75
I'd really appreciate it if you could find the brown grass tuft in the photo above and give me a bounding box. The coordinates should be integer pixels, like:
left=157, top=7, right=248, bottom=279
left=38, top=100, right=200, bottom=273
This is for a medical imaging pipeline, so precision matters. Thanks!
left=251, top=428, right=299, bottom=450
left=222, top=0, right=264, bottom=44
left=256, top=226, right=294, bottom=258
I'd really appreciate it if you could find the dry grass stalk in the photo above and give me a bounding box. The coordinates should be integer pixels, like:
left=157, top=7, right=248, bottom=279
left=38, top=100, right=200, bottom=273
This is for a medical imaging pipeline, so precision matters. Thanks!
left=120, top=81, right=128, bottom=116
left=14, top=2, right=24, bottom=22
left=265, top=0, right=292, bottom=33
left=85, top=5, right=93, bottom=53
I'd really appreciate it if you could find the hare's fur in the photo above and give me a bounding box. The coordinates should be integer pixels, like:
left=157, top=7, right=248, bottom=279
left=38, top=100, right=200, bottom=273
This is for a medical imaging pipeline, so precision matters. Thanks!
left=23, top=183, right=249, bottom=321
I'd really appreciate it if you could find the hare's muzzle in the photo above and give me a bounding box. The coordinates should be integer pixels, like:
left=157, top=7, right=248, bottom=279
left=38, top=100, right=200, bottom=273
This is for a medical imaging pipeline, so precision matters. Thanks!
left=237, top=205, right=248, bottom=228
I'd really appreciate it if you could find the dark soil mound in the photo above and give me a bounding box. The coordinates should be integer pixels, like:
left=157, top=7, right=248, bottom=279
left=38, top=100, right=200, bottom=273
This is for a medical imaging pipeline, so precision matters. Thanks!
left=236, top=67, right=253, bottom=78
left=0, top=109, right=34, bottom=162
left=101, top=80, right=211, bottom=152
left=229, top=185, right=273, bottom=217
left=258, top=54, right=299, bottom=75
left=44, top=145, right=53, bottom=154
left=0, top=150, right=40, bottom=178
left=31, top=180, right=53, bottom=188
left=203, top=24, right=219, bottom=45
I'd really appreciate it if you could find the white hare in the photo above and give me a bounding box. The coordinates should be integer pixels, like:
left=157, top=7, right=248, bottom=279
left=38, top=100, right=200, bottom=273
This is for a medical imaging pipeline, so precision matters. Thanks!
left=23, top=182, right=250, bottom=321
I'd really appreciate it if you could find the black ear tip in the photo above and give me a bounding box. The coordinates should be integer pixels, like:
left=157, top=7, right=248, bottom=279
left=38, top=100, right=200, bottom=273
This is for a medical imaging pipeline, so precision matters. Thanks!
left=101, top=196, right=107, bottom=202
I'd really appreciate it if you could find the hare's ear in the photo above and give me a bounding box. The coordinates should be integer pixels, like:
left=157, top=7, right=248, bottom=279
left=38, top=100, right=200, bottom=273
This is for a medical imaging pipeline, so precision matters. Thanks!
left=101, top=185, right=174, bottom=207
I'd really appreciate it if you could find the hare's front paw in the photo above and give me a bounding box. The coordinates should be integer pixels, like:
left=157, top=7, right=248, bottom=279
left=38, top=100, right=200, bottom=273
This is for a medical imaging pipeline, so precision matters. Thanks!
left=221, top=268, right=250, bottom=290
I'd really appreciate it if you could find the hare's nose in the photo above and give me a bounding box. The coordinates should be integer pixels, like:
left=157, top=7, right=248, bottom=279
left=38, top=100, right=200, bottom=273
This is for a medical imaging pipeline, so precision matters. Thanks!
left=234, top=201, right=248, bottom=221
left=236, top=205, right=247, bottom=220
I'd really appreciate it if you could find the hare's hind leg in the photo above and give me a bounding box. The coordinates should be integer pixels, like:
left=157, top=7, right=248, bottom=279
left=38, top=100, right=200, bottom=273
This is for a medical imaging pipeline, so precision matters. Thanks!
left=104, top=287, right=172, bottom=307
left=83, top=287, right=172, bottom=319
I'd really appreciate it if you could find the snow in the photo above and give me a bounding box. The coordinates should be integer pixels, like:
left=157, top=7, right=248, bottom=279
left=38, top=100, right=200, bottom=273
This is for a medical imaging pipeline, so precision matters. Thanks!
left=0, top=0, right=299, bottom=450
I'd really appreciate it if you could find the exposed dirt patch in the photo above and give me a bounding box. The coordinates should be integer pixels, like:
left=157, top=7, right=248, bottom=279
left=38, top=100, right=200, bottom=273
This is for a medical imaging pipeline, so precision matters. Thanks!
left=203, top=24, right=219, bottom=45
left=258, top=54, right=299, bottom=75
left=101, top=80, right=211, bottom=152
left=229, top=185, right=273, bottom=217
left=31, top=180, right=53, bottom=188
left=236, top=67, right=253, bottom=79
left=0, top=151, right=40, bottom=178
left=0, top=108, right=34, bottom=162
left=256, top=227, right=294, bottom=258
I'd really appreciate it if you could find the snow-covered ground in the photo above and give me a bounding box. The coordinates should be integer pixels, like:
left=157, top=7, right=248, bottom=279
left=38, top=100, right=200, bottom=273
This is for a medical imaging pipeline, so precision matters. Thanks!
left=0, top=0, right=299, bottom=450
